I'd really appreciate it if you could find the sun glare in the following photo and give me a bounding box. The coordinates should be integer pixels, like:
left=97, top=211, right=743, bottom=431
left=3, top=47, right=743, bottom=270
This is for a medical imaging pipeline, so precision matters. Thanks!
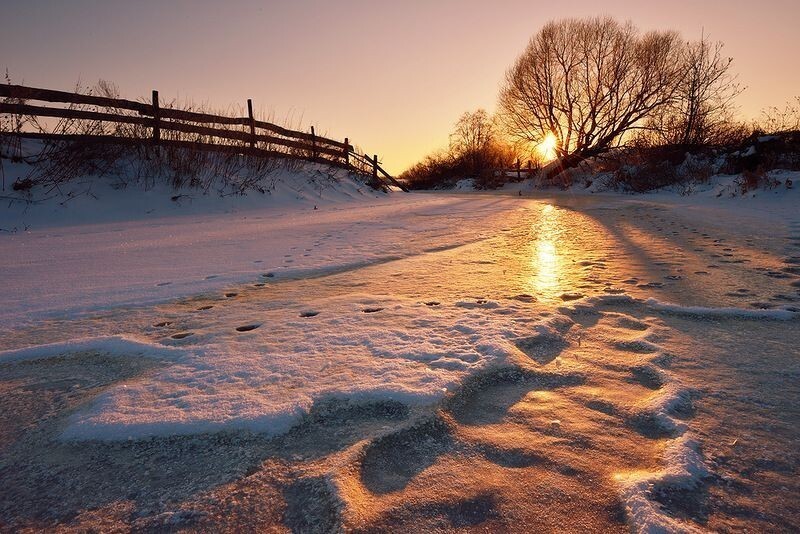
left=528, top=204, right=562, bottom=298
left=537, top=133, right=558, bottom=161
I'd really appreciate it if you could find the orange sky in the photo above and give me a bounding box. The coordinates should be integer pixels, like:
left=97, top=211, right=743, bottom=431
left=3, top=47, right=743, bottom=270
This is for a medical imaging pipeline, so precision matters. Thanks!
left=2, top=0, right=799, bottom=174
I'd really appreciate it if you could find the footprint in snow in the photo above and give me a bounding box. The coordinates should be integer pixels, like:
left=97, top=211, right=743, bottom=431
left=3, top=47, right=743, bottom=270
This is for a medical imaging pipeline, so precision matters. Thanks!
left=300, top=311, right=319, bottom=318
left=362, top=307, right=384, bottom=314
left=235, top=324, right=261, bottom=332
left=603, top=287, right=626, bottom=294
left=637, top=282, right=664, bottom=288
left=153, top=321, right=173, bottom=327
left=171, top=332, right=194, bottom=339
left=204, top=275, right=219, bottom=280
left=197, top=305, right=214, bottom=311
left=225, top=292, right=238, bottom=298
left=424, top=301, right=441, bottom=306
left=156, top=282, right=172, bottom=287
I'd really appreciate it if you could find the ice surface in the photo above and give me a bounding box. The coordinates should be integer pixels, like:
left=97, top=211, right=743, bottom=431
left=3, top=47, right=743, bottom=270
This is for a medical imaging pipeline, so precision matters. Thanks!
left=1, top=190, right=498, bottom=325
left=2, top=172, right=799, bottom=531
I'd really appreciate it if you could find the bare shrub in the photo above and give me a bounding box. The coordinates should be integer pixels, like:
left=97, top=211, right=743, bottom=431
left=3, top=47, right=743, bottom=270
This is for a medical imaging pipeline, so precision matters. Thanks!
left=736, top=167, right=780, bottom=194
left=757, top=97, right=800, bottom=134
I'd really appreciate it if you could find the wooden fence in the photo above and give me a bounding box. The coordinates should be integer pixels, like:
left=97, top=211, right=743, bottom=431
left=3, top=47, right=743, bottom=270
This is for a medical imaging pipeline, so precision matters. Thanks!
left=496, top=159, right=541, bottom=180
left=0, top=84, right=408, bottom=191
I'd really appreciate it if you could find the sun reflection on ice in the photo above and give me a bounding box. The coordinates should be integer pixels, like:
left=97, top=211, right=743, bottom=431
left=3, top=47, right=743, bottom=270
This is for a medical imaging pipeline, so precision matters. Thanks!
left=528, top=204, right=564, bottom=299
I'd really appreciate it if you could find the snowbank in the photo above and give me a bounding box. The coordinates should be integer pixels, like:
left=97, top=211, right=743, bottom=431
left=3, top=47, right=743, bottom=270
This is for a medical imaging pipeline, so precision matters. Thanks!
left=0, top=335, right=186, bottom=363
left=0, top=162, right=384, bottom=230
left=581, top=294, right=799, bottom=321
left=644, top=298, right=798, bottom=320
left=443, top=168, right=800, bottom=218
left=45, top=296, right=539, bottom=441
left=617, top=435, right=708, bottom=534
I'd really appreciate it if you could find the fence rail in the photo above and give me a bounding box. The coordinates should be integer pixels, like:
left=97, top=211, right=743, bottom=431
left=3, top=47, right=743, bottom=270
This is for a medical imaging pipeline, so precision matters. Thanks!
left=0, top=83, right=408, bottom=192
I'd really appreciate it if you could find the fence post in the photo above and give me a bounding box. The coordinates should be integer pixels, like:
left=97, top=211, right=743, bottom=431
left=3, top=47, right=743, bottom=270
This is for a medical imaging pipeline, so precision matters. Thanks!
left=152, top=90, right=160, bottom=145
left=247, top=98, right=256, bottom=149
left=310, top=126, right=317, bottom=161
left=516, top=159, right=521, bottom=180
left=343, top=137, right=350, bottom=167
left=528, top=159, right=532, bottom=177
left=373, top=154, right=379, bottom=181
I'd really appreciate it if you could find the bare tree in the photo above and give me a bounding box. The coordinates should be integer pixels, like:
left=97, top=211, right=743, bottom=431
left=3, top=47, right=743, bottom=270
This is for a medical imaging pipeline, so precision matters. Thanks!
left=450, top=109, right=495, bottom=158
left=498, top=17, right=684, bottom=179
left=646, top=35, right=742, bottom=146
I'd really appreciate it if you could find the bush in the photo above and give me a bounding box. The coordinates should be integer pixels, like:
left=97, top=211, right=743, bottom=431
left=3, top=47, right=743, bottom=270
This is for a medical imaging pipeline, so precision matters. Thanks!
left=605, top=145, right=715, bottom=193
left=400, top=142, right=518, bottom=190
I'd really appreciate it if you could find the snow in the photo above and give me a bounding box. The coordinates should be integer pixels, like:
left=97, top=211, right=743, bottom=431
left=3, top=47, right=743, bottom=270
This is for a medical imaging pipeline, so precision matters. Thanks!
left=9, top=295, right=544, bottom=441
left=0, top=335, right=185, bottom=363
left=3, top=183, right=796, bottom=442
left=454, top=169, right=800, bottom=222
left=617, top=435, right=709, bottom=534
left=1, top=163, right=798, bottom=530
left=576, top=294, right=799, bottom=320
left=644, top=297, right=798, bottom=320
left=0, top=188, right=502, bottom=326
left=453, top=178, right=476, bottom=191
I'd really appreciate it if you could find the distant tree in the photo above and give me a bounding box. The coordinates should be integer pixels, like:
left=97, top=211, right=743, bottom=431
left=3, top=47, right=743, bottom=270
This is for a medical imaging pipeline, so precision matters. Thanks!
left=400, top=109, right=518, bottom=189
left=498, top=17, right=685, bottom=179
left=450, top=109, right=495, bottom=161
left=645, top=35, right=743, bottom=146
left=449, top=109, right=518, bottom=179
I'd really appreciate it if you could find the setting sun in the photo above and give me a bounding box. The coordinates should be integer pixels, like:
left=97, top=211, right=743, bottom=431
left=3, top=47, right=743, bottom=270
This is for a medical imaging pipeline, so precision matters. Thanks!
left=537, top=132, right=558, bottom=161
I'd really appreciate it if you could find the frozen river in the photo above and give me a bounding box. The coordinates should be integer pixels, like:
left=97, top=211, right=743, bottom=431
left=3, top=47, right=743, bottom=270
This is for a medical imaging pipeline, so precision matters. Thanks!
left=1, top=192, right=798, bottom=531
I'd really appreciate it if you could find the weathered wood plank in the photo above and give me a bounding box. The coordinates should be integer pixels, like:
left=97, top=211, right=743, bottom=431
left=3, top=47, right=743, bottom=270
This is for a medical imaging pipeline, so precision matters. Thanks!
left=0, top=84, right=151, bottom=114
left=0, top=103, right=152, bottom=127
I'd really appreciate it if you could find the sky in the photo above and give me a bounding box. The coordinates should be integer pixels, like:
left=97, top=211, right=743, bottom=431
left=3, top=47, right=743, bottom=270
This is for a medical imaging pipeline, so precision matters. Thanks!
left=2, top=0, right=799, bottom=174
